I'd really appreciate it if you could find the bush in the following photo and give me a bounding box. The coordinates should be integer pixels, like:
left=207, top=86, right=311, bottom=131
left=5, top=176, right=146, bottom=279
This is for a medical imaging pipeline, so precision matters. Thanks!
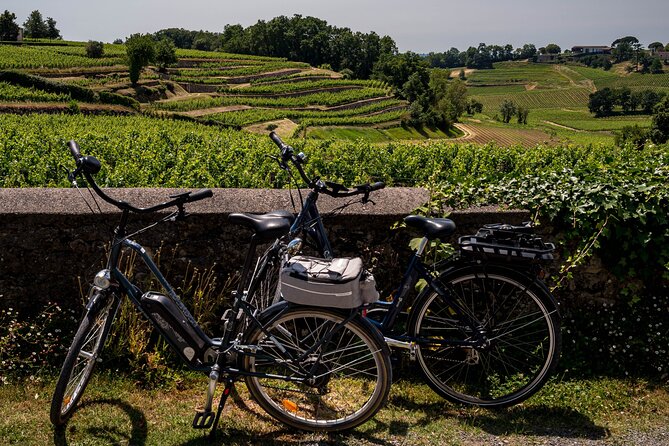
left=85, top=40, right=104, bottom=58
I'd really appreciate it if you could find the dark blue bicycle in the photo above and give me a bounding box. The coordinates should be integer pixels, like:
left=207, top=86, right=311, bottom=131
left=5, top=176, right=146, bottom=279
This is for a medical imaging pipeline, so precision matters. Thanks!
left=261, top=132, right=562, bottom=408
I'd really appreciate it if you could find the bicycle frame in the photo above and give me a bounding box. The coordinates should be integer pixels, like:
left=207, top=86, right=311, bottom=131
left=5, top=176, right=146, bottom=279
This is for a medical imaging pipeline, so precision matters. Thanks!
left=285, top=188, right=490, bottom=349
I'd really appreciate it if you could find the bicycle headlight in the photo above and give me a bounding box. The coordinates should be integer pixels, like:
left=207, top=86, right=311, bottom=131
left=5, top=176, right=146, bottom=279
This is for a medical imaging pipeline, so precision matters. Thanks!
left=286, top=238, right=303, bottom=256
left=94, top=269, right=112, bottom=289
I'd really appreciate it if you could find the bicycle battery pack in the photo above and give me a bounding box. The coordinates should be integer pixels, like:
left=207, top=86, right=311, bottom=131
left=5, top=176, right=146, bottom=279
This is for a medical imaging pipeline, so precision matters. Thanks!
left=140, top=292, right=216, bottom=366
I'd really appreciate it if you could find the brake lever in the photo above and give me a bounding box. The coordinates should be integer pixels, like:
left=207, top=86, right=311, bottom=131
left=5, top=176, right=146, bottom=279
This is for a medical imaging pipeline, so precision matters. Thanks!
left=66, top=166, right=82, bottom=185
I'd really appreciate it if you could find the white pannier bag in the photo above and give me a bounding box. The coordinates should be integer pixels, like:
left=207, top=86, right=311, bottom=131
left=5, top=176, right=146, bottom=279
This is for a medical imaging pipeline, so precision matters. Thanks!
left=280, top=256, right=379, bottom=308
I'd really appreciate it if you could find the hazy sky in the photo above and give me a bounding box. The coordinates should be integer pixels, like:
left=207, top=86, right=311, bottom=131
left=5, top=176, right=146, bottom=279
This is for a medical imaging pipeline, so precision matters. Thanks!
left=4, top=0, right=668, bottom=52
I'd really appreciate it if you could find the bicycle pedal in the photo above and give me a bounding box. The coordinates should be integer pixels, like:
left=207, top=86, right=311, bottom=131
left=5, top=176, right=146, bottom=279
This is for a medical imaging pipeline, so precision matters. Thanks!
left=192, top=410, right=215, bottom=429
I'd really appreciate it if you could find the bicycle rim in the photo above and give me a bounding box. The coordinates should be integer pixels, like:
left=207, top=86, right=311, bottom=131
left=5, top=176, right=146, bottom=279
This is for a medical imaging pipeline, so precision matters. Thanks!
left=52, top=297, right=115, bottom=423
left=243, top=308, right=390, bottom=431
left=412, top=270, right=560, bottom=407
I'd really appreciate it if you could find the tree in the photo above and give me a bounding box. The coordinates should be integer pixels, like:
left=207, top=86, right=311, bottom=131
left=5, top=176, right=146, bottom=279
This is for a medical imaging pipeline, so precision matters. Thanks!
left=650, top=57, right=664, bottom=74
left=499, top=99, right=517, bottom=123
left=515, top=43, right=537, bottom=60
left=639, top=90, right=664, bottom=114
left=0, top=10, right=20, bottom=41
left=155, top=38, right=177, bottom=71
left=46, top=17, right=60, bottom=39
left=588, top=88, right=616, bottom=117
left=649, top=96, right=669, bottom=144
left=466, top=98, right=483, bottom=114
left=545, top=43, right=561, bottom=54
left=23, top=10, right=48, bottom=38
left=85, top=40, right=104, bottom=58
left=615, top=125, right=648, bottom=149
left=649, top=42, right=665, bottom=52
left=125, top=33, right=155, bottom=85
left=516, top=106, right=529, bottom=124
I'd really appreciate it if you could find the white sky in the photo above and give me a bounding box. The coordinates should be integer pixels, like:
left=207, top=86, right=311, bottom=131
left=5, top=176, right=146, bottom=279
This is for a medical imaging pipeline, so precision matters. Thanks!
left=4, top=0, right=668, bottom=52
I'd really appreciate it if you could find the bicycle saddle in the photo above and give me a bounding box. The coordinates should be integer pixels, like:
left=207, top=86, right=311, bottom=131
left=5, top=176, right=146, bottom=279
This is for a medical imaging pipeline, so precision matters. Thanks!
left=404, top=215, right=456, bottom=240
left=228, top=211, right=294, bottom=242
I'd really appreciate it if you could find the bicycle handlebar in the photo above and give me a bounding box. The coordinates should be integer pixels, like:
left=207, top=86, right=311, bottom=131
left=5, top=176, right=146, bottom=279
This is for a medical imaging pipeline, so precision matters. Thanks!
left=66, top=140, right=213, bottom=214
left=267, top=132, right=385, bottom=199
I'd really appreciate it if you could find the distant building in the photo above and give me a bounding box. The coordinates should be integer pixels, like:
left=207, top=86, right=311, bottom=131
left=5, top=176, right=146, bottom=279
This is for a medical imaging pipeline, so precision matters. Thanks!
left=571, top=46, right=611, bottom=55
left=17, top=27, right=23, bottom=42
left=654, top=51, right=669, bottom=62
left=536, top=54, right=560, bottom=63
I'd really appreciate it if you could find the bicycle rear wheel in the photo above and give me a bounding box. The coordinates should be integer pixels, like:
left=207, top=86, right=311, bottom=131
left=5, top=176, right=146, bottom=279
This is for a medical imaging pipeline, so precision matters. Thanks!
left=409, top=265, right=561, bottom=408
left=50, top=292, right=117, bottom=426
left=242, top=306, right=391, bottom=432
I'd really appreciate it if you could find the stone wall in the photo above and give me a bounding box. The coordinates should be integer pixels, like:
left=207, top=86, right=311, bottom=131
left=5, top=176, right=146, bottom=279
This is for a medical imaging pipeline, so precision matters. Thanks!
left=0, top=187, right=616, bottom=315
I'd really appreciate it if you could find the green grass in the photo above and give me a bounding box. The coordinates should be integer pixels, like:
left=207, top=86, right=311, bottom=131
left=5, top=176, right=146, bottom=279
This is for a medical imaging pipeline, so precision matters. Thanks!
left=467, top=62, right=571, bottom=88
left=531, top=108, right=653, bottom=131
left=1, top=374, right=667, bottom=445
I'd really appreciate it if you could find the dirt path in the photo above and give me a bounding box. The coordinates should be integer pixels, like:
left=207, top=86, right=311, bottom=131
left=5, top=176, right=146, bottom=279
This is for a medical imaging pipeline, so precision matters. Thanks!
left=243, top=118, right=297, bottom=137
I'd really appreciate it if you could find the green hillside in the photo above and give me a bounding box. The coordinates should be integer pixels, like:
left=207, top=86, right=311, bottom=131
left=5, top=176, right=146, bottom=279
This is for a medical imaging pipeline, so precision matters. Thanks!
left=0, top=41, right=411, bottom=140
left=463, top=60, right=668, bottom=145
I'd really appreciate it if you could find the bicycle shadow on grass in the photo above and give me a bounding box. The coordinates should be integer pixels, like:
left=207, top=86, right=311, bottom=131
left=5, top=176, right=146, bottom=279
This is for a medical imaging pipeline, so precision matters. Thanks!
left=53, top=398, right=147, bottom=446
left=384, top=392, right=609, bottom=441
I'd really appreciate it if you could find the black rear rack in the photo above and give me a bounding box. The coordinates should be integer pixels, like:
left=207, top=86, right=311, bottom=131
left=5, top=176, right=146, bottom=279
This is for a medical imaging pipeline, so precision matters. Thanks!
left=458, top=223, right=555, bottom=263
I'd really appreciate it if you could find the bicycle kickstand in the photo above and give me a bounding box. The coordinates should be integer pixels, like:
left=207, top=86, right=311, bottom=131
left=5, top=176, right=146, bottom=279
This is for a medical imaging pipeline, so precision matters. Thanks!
left=208, top=377, right=235, bottom=439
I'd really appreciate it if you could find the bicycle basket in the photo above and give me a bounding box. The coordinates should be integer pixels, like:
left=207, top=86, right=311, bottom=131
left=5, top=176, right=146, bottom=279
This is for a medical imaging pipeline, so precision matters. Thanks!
left=458, top=223, right=555, bottom=263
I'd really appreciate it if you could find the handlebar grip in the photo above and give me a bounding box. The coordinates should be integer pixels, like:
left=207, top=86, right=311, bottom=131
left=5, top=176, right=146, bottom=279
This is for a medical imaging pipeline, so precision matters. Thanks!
left=186, top=189, right=213, bottom=203
left=368, top=181, right=385, bottom=192
left=269, top=131, right=287, bottom=149
left=68, top=140, right=82, bottom=161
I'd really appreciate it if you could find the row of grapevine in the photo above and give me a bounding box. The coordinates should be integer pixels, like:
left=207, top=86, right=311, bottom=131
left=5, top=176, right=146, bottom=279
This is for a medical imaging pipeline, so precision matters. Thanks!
left=152, top=88, right=391, bottom=111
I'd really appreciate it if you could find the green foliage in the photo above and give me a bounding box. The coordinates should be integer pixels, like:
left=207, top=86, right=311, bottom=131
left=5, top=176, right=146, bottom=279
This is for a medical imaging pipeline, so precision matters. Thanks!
left=125, top=33, right=155, bottom=85
left=85, top=40, right=104, bottom=58
left=499, top=99, right=517, bottom=123
left=155, top=38, right=177, bottom=71
left=431, top=144, right=669, bottom=294
left=0, top=10, right=20, bottom=41
left=0, top=304, right=72, bottom=383
left=615, top=125, right=648, bottom=149
left=23, top=10, right=48, bottom=39
left=650, top=96, right=669, bottom=144
left=0, top=81, right=71, bottom=102
left=0, top=70, right=98, bottom=102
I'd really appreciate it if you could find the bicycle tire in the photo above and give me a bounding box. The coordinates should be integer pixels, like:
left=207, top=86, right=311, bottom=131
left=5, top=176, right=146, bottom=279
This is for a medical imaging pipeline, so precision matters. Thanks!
left=242, top=306, right=391, bottom=432
left=408, top=265, right=561, bottom=408
left=50, top=292, right=117, bottom=426
left=248, top=252, right=282, bottom=312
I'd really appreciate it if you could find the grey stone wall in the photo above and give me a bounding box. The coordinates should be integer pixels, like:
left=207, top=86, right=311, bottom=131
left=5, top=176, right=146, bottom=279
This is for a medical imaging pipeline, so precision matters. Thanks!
left=0, top=187, right=614, bottom=315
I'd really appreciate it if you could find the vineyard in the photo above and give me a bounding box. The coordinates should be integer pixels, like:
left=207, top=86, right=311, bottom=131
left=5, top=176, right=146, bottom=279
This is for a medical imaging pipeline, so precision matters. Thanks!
left=463, top=59, right=668, bottom=144
left=0, top=41, right=407, bottom=139
left=1, top=40, right=667, bottom=144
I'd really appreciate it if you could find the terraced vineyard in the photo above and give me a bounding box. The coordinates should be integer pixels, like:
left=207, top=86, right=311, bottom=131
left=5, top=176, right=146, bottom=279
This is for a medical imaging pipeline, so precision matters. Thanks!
left=1, top=41, right=667, bottom=145
left=0, top=41, right=409, bottom=139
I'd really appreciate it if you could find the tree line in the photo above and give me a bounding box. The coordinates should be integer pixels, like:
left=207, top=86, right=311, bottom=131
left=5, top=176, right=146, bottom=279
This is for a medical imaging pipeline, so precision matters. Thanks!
left=0, top=10, right=60, bottom=40
left=154, top=15, right=397, bottom=80
left=588, top=87, right=666, bottom=117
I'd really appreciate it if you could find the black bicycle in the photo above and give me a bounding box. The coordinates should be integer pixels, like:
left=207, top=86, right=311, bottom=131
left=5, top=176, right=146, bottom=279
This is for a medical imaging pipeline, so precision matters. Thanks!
left=254, top=132, right=562, bottom=408
left=50, top=141, right=392, bottom=435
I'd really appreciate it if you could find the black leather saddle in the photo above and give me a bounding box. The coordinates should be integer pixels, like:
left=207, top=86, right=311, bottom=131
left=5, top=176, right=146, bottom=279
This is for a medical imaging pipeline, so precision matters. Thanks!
left=404, top=215, right=456, bottom=240
left=228, top=210, right=294, bottom=242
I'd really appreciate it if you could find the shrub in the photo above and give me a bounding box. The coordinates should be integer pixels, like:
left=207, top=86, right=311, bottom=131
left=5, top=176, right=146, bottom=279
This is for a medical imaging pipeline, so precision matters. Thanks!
left=85, top=40, right=104, bottom=58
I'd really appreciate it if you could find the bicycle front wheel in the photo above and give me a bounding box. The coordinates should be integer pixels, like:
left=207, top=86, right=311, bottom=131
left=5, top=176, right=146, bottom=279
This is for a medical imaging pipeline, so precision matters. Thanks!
left=50, top=292, right=117, bottom=426
left=409, top=265, right=561, bottom=408
left=242, top=306, right=391, bottom=432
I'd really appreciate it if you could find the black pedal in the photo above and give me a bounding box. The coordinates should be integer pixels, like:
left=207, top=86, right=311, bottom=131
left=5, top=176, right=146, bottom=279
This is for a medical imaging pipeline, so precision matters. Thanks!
left=193, top=410, right=215, bottom=429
